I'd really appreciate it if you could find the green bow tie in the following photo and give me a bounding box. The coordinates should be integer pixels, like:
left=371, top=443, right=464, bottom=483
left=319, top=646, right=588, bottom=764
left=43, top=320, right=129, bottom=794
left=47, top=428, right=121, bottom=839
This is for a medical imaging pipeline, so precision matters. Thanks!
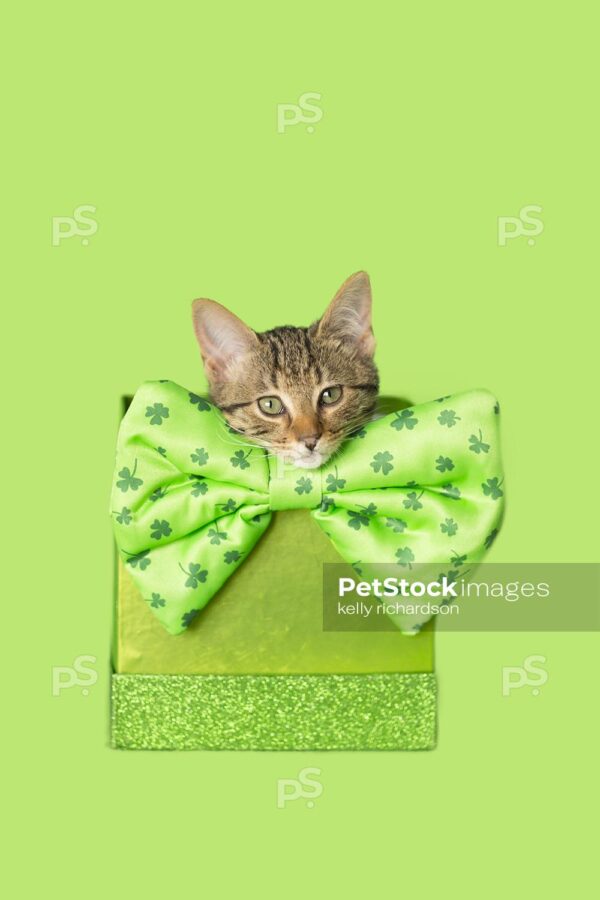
left=111, top=381, right=504, bottom=635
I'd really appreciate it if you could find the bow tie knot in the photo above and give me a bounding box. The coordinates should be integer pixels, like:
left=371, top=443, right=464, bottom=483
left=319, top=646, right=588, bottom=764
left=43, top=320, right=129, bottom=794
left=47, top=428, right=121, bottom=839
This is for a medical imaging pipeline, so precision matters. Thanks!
left=268, top=456, right=323, bottom=511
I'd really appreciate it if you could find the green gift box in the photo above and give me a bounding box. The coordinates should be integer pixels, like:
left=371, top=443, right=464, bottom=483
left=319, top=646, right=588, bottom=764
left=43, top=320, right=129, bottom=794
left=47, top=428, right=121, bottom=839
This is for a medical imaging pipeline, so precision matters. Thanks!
left=111, top=395, right=437, bottom=751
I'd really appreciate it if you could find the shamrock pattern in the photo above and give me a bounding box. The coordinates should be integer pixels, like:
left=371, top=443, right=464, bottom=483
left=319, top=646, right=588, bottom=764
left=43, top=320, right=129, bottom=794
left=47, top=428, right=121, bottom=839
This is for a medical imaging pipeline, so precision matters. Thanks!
left=435, top=456, right=454, bottom=472
left=385, top=517, right=407, bottom=533
left=347, top=503, right=378, bottom=530
left=482, top=477, right=504, bottom=500
left=437, top=569, right=460, bottom=588
left=150, top=487, right=167, bottom=502
left=156, top=446, right=167, bottom=457
left=191, top=448, right=209, bottom=466
left=207, top=526, right=228, bottom=545
left=295, top=477, right=313, bottom=495
left=469, top=430, right=490, bottom=454
left=188, top=392, right=211, bottom=412
left=438, top=409, right=460, bottom=428
left=391, top=408, right=418, bottom=431
left=230, top=450, right=251, bottom=469
left=150, top=519, right=172, bottom=540
left=145, top=403, right=169, bottom=425
left=441, top=483, right=461, bottom=500
left=325, top=467, right=346, bottom=492
left=320, top=495, right=334, bottom=512
left=395, top=547, right=415, bottom=569
left=450, top=551, right=467, bottom=567
left=189, top=475, right=208, bottom=496
left=116, top=460, right=143, bottom=493
left=219, top=499, right=237, bottom=513
left=181, top=609, right=200, bottom=628
left=146, top=593, right=166, bottom=608
left=115, top=507, right=132, bottom=525
left=440, top=518, right=458, bottom=537
left=224, top=550, right=242, bottom=564
left=126, top=550, right=151, bottom=570
left=403, top=491, right=424, bottom=511
left=484, top=528, right=499, bottom=549
left=370, top=451, right=394, bottom=475
left=179, top=562, right=208, bottom=589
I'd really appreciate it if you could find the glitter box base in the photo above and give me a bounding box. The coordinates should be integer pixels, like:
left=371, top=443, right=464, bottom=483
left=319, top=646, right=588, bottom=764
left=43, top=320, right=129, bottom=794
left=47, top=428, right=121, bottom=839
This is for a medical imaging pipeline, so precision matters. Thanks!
left=111, top=672, right=437, bottom=750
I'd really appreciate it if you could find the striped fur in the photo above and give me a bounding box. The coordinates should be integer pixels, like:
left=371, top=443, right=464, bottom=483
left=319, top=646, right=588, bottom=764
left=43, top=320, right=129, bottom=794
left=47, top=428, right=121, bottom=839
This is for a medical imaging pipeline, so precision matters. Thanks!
left=192, top=272, right=379, bottom=469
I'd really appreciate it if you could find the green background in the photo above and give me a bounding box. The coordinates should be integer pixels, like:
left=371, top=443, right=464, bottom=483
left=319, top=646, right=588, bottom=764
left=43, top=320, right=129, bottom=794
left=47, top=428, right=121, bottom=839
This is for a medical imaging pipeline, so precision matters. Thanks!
left=4, top=1, right=598, bottom=895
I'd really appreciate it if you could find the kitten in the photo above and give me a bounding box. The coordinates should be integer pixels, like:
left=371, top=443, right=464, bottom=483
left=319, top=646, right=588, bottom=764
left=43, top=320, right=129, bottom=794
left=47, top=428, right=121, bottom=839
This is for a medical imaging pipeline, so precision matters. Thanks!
left=191, top=271, right=378, bottom=469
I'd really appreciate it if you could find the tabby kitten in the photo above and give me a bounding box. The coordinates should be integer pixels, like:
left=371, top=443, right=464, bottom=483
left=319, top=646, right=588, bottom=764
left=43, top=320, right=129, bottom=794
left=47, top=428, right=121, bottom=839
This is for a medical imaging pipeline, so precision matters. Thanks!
left=191, top=271, right=378, bottom=469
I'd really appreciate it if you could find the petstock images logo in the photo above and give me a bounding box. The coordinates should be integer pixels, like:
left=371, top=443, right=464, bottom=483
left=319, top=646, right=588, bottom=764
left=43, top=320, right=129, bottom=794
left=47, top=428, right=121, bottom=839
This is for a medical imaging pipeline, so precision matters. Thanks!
left=322, top=563, right=600, bottom=633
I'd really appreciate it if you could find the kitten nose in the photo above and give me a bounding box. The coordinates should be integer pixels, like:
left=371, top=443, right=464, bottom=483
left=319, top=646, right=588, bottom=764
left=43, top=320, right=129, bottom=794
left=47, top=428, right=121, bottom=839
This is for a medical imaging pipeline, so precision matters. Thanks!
left=301, top=434, right=320, bottom=452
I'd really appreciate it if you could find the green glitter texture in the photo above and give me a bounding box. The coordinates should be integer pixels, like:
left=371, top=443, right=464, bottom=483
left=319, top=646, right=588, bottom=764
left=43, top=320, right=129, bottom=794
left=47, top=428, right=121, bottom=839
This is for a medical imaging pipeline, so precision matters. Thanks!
left=112, top=673, right=437, bottom=750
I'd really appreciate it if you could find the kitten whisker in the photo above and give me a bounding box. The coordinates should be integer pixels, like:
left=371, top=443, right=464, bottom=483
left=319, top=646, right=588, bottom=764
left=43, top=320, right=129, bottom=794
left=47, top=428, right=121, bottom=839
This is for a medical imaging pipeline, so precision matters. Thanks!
left=211, top=421, right=284, bottom=459
left=330, top=416, right=371, bottom=440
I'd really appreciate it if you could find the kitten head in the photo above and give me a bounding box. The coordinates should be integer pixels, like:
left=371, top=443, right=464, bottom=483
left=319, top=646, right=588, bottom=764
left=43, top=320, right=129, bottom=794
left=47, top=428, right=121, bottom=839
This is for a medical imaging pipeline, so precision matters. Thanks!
left=192, top=272, right=378, bottom=469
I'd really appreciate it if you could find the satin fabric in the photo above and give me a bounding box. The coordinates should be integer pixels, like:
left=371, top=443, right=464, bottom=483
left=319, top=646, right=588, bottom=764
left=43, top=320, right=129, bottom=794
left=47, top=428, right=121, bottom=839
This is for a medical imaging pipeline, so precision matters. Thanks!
left=111, top=381, right=504, bottom=635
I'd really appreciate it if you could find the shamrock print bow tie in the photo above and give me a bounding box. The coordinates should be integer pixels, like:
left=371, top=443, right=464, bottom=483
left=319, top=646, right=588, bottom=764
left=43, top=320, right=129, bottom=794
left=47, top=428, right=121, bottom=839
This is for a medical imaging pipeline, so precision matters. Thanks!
left=111, top=381, right=504, bottom=635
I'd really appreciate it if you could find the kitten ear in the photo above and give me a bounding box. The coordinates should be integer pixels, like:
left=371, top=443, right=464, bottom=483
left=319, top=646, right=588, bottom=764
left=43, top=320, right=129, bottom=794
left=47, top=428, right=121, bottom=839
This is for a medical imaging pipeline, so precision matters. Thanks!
left=192, top=299, right=259, bottom=385
left=315, top=271, right=375, bottom=357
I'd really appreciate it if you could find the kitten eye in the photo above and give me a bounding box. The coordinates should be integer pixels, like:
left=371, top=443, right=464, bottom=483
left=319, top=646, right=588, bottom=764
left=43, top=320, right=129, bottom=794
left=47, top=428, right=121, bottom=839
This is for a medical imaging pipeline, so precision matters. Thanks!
left=258, top=396, right=285, bottom=415
left=319, top=385, right=343, bottom=406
